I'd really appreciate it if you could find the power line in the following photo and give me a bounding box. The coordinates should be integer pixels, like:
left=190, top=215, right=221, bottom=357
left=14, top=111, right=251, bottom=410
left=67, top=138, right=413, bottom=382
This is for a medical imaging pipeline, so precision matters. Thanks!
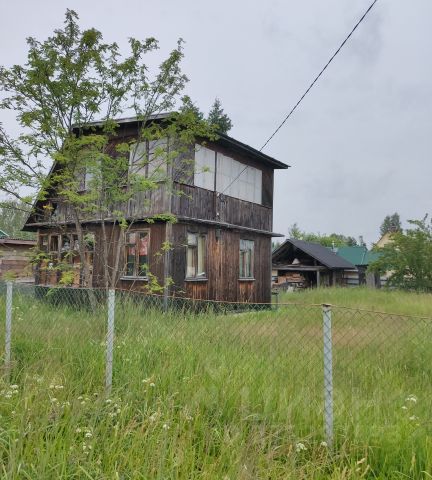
left=260, top=0, right=379, bottom=151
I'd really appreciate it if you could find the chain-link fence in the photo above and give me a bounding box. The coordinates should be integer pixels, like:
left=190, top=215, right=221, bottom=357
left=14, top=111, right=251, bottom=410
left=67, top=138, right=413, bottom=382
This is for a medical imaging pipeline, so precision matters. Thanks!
left=0, top=281, right=431, bottom=455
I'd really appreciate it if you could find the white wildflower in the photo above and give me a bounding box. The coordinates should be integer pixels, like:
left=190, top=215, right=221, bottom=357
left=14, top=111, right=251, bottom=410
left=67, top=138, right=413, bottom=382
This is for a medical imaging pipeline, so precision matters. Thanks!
left=401, top=406, right=408, bottom=410
left=54, top=385, right=64, bottom=390
left=149, top=383, right=155, bottom=388
left=320, top=441, right=328, bottom=448
left=409, top=415, right=418, bottom=421
left=406, top=395, right=417, bottom=403
left=105, top=399, right=112, bottom=404
left=295, top=442, right=306, bottom=453
left=162, top=423, right=170, bottom=430
left=77, top=396, right=83, bottom=401
left=75, top=427, right=82, bottom=433
left=149, top=412, right=159, bottom=422
left=85, top=432, right=93, bottom=438
left=10, top=385, right=19, bottom=390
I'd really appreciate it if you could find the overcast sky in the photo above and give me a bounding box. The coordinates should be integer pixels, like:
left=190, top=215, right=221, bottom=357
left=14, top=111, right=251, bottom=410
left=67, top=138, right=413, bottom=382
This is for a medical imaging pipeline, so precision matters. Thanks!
left=1, top=0, right=431, bottom=245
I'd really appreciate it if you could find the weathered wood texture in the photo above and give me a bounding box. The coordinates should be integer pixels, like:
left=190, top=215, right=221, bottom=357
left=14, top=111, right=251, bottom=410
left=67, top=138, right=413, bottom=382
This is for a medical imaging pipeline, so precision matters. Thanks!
left=171, top=184, right=272, bottom=232
left=170, top=223, right=271, bottom=303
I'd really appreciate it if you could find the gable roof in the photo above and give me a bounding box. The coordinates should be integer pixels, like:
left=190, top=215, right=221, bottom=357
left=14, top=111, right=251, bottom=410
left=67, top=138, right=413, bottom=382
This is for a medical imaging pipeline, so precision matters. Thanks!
left=82, top=114, right=290, bottom=170
left=272, top=238, right=355, bottom=269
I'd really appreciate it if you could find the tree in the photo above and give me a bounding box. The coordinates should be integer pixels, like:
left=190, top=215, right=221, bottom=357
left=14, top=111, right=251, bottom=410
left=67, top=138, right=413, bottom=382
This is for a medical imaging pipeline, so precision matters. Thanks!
left=0, top=10, right=214, bottom=289
left=380, top=213, right=401, bottom=236
left=288, top=223, right=358, bottom=248
left=0, top=201, right=35, bottom=239
left=370, top=215, right=432, bottom=292
left=207, top=98, right=232, bottom=134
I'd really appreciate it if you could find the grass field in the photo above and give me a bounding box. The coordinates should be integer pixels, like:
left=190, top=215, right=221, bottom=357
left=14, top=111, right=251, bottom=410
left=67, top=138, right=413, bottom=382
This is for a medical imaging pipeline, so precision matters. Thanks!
left=0, top=285, right=431, bottom=478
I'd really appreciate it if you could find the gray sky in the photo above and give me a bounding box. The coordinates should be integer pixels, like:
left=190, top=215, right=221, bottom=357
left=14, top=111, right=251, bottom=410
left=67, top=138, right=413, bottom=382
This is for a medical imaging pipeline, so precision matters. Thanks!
left=1, top=0, right=431, bottom=245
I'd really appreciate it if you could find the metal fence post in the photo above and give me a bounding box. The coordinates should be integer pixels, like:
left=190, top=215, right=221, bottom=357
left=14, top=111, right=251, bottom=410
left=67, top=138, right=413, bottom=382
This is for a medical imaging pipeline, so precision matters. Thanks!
left=5, top=281, right=13, bottom=379
left=322, top=303, right=334, bottom=450
left=105, top=289, right=115, bottom=394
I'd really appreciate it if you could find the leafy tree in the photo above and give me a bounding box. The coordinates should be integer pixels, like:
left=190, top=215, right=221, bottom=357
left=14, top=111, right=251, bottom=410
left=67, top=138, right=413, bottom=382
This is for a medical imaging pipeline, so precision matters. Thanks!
left=380, top=213, right=401, bottom=236
left=179, top=95, right=204, bottom=120
left=207, top=98, right=233, bottom=134
left=0, top=10, right=214, bottom=289
left=288, top=223, right=357, bottom=247
left=370, top=215, right=432, bottom=292
left=0, top=201, right=35, bottom=239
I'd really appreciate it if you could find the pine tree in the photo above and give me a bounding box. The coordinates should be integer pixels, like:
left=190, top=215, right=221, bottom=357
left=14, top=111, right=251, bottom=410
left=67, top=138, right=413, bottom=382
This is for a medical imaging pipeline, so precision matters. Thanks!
left=207, top=98, right=233, bottom=134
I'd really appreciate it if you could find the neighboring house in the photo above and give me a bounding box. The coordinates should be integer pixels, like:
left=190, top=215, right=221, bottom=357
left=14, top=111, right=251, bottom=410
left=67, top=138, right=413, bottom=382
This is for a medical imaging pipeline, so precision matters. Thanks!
left=272, top=239, right=355, bottom=290
left=23, top=115, right=288, bottom=303
left=0, top=231, right=36, bottom=280
left=375, top=231, right=395, bottom=248
left=333, top=245, right=382, bottom=287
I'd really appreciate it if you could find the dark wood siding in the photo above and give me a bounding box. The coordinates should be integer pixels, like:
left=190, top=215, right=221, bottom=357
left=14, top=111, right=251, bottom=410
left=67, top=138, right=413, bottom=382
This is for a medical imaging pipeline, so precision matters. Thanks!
left=170, top=223, right=271, bottom=303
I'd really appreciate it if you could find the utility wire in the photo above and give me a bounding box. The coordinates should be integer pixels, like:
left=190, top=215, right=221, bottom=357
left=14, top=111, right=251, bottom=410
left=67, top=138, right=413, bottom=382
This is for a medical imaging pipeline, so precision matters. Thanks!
left=260, top=0, right=379, bottom=151
left=219, top=0, right=379, bottom=197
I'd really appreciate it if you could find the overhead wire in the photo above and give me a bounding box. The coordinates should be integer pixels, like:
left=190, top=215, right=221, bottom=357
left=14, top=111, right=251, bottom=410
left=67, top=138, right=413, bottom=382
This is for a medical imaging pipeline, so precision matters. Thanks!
left=259, top=0, right=379, bottom=152
left=218, top=0, right=380, bottom=197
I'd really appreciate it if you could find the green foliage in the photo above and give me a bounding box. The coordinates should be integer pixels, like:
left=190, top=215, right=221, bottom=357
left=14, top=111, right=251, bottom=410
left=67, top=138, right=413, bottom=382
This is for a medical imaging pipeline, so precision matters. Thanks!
left=288, top=223, right=358, bottom=247
left=0, top=9, right=216, bottom=288
left=0, top=201, right=35, bottom=239
left=370, top=215, right=432, bottom=292
left=380, top=212, right=401, bottom=236
left=207, top=97, right=233, bottom=134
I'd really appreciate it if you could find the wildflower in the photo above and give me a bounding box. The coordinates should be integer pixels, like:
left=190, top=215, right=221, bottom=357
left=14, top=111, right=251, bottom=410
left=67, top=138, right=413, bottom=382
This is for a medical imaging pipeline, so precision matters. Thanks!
left=77, top=396, right=83, bottom=401
left=401, top=405, right=408, bottom=410
left=105, top=399, right=112, bottom=404
left=75, top=427, right=82, bottom=433
left=50, top=398, right=58, bottom=403
left=409, top=415, right=418, bottom=421
left=149, top=413, right=159, bottom=422
left=406, top=395, right=417, bottom=403
left=162, top=423, right=170, bottom=430
left=149, top=383, right=155, bottom=388
left=10, top=385, right=18, bottom=390
left=320, top=441, right=328, bottom=448
left=295, top=442, right=306, bottom=453
left=85, top=432, right=93, bottom=438
left=54, top=385, right=64, bottom=390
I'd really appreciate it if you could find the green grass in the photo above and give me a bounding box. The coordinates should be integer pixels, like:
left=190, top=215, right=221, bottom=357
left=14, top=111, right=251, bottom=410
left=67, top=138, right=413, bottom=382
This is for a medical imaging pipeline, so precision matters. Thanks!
left=0, top=286, right=431, bottom=478
left=279, top=286, right=432, bottom=316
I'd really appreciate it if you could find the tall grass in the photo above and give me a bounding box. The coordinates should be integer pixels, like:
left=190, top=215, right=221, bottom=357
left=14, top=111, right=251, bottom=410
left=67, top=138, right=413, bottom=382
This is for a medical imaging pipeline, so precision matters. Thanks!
left=0, top=286, right=431, bottom=478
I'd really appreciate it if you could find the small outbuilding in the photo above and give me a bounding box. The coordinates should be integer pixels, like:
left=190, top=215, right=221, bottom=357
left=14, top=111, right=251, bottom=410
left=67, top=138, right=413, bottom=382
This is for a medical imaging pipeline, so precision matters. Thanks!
left=0, top=231, right=36, bottom=280
left=333, top=245, right=382, bottom=287
left=272, top=238, right=355, bottom=290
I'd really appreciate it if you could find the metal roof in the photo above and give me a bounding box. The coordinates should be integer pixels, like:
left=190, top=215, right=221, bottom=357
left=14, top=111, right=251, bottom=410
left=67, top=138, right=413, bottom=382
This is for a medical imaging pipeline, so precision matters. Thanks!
left=334, top=246, right=381, bottom=266
left=272, top=238, right=355, bottom=269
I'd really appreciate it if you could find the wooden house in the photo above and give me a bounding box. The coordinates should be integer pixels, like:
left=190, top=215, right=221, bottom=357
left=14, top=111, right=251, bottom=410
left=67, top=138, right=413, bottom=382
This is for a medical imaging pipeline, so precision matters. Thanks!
left=23, top=116, right=288, bottom=303
left=272, top=239, right=355, bottom=290
left=333, top=245, right=382, bottom=287
left=0, top=231, right=36, bottom=280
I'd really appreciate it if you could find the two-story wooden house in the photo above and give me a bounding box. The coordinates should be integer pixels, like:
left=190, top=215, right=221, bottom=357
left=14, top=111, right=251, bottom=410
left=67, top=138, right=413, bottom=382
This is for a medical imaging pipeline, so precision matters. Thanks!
left=23, top=116, right=288, bottom=303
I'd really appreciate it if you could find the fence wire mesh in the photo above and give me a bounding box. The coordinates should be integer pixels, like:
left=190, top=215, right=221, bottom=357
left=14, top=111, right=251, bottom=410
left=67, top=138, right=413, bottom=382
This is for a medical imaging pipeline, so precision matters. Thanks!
left=1, top=281, right=432, bottom=464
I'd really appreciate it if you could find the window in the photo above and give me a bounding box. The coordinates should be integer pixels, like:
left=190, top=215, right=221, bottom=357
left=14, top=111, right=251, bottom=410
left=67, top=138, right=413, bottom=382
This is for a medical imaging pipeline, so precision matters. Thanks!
left=217, top=154, right=262, bottom=204
left=239, top=239, right=254, bottom=279
left=186, top=232, right=206, bottom=279
left=129, top=139, right=168, bottom=179
left=194, top=146, right=215, bottom=190
left=193, top=145, right=263, bottom=204
left=124, top=231, right=150, bottom=277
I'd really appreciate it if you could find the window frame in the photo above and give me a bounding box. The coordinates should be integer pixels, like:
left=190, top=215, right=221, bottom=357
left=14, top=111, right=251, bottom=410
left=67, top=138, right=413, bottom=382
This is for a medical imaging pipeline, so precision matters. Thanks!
left=185, top=231, right=207, bottom=281
left=239, top=239, right=255, bottom=280
left=122, top=229, right=151, bottom=280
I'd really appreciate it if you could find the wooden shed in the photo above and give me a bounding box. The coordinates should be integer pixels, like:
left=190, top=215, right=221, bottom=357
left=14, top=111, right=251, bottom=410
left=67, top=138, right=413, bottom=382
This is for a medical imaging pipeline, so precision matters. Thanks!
left=272, top=239, right=355, bottom=290
left=0, top=234, right=36, bottom=280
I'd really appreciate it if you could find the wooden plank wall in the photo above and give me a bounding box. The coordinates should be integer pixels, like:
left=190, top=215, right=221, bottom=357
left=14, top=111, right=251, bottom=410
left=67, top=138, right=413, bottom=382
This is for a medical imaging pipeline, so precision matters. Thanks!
left=170, top=223, right=271, bottom=303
